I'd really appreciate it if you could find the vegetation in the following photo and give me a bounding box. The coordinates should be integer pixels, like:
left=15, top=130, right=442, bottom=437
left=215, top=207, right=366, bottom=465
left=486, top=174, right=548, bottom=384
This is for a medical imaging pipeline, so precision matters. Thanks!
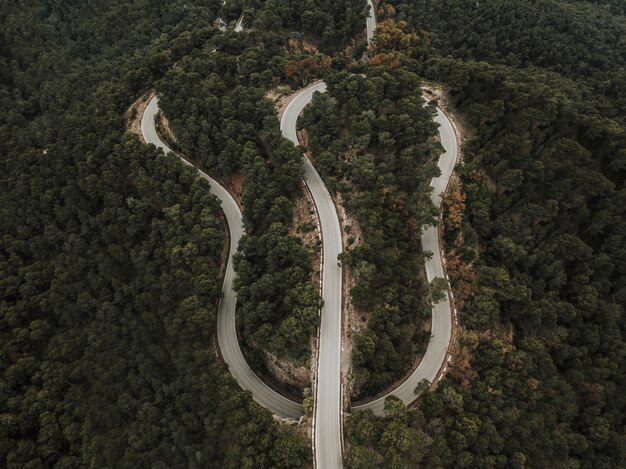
left=346, top=2, right=625, bottom=468
left=347, top=397, right=433, bottom=468
left=413, top=56, right=624, bottom=468
left=0, top=1, right=309, bottom=467
left=3, top=0, right=624, bottom=466
left=301, top=66, right=441, bottom=396
left=239, top=0, right=370, bottom=52
left=156, top=28, right=321, bottom=369
left=390, top=0, right=626, bottom=121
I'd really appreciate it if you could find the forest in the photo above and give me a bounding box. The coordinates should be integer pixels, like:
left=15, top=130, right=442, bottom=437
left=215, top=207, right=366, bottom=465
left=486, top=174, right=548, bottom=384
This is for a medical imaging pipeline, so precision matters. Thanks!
left=345, top=2, right=625, bottom=468
left=2, top=0, right=624, bottom=467
left=389, top=0, right=626, bottom=121
left=238, top=0, right=370, bottom=52
left=0, top=1, right=309, bottom=467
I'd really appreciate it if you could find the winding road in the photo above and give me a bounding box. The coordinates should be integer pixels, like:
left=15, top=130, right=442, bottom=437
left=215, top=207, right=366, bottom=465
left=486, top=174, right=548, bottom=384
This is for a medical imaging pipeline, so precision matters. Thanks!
left=356, top=0, right=461, bottom=416
left=141, top=0, right=458, bottom=464
left=283, top=3, right=459, bottom=462
left=280, top=83, right=344, bottom=469
left=141, top=96, right=303, bottom=419
left=351, top=107, right=458, bottom=415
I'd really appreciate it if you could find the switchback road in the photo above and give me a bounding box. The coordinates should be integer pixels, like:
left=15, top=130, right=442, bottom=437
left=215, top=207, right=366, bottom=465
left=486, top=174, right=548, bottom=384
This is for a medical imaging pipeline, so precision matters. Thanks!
left=351, top=0, right=460, bottom=417
left=351, top=106, right=458, bottom=415
left=141, top=96, right=304, bottom=419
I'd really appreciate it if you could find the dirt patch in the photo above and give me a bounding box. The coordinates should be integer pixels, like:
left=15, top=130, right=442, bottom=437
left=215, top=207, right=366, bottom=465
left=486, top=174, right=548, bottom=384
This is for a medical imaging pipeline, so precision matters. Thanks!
left=267, top=84, right=294, bottom=117
left=156, top=110, right=179, bottom=147
left=266, top=87, right=284, bottom=104
left=290, top=189, right=322, bottom=287
left=230, top=174, right=244, bottom=207
left=286, top=37, right=319, bottom=55
left=239, top=341, right=306, bottom=401
left=159, top=109, right=178, bottom=144
left=334, top=192, right=367, bottom=406
left=506, top=320, right=514, bottom=343
left=264, top=352, right=311, bottom=389
left=125, top=91, right=154, bottom=139
left=422, top=82, right=473, bottom=146
left=301, top=39, right=318, bottom=54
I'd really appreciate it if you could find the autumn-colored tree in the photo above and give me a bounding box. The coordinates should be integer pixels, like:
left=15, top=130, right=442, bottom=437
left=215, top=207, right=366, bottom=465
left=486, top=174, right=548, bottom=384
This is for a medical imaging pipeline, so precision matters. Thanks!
left=445, top=254, right=477, bottom=311
left=448, top=331, right=479, bottom=387
left=441, top=177, right=477, bottom=310
left=370, top=19, right=420, bottom=53
left=284, top=55, right=332, bottom=86
left=368, top=53, right=401, bottom=69
left=443, top=177, right=466, bottom=232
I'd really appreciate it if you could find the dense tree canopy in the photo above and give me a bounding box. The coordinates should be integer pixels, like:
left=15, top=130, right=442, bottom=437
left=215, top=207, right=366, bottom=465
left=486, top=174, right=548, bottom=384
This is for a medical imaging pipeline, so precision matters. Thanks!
left=0, top=1, right=309, bottom=467
left=3, top=0, right=624, bottom=467
left=241, top=0, right=370, bottom=52
left=412, top=55, right=625, bottom=468
left=389, top=0, right=626, bottom=120
left=346, top=3, right=625, bottom=467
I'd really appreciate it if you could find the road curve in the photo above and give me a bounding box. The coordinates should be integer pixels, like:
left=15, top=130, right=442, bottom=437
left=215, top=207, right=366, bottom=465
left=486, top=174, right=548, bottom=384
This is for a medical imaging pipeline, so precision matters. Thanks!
left=350, top=106, right=458, bottom=415
left=281, top=83, right=344, bottom=469
left=141, top=96, right=304, bottom=419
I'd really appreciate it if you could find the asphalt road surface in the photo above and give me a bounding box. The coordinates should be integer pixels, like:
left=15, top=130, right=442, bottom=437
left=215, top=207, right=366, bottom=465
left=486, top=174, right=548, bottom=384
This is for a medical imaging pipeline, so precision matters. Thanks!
left=141, top=96, right=303, bottom=419
left=234, top=14, right=244, bottom=32
left=366, top=0, right=376, bottom=43
left=351, top=106, right=458, bottom=415
left=280, top=83, right=344, bottom=469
